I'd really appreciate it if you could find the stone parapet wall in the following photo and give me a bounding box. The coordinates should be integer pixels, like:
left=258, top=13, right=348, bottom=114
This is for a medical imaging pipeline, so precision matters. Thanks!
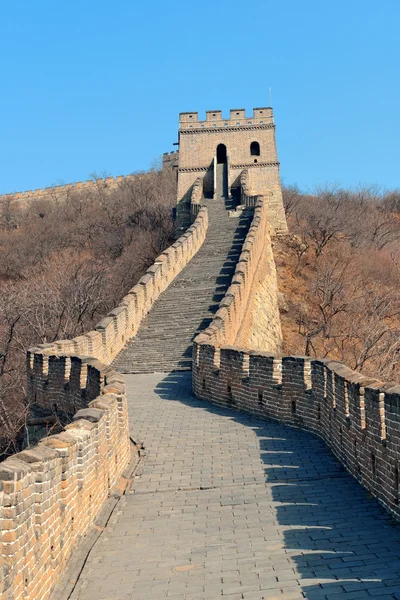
left=1, top=175, right=134, bottom=203
left=240, top=169, right=258, bottom=207
left=28, top=206, right=208, bottom=406
left=193, top=180, right=282, bottom=355
left=179, top=107, right=274, bottom=131
left=241, top=168, right=287, bottom=235
left=0, top=208, right=209, bottom=600
left=0, top=360, right=130, bottom=600
left=235, top=235, right=283, bottom=352
left=190, top=177, right=203, bottom=221
left=193, top=350, right=400, bottom=520
left=192, top=169, right=400, bottom=522
left=162, top=151, right=179, bottom=170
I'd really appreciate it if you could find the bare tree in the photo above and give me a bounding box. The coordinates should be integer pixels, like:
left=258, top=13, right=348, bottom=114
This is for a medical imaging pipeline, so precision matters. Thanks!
left=279, top=183, right=400, bottom=382
left=282, top=185, right=302, bottom=218
left=0, top=165, right=177, bottom=458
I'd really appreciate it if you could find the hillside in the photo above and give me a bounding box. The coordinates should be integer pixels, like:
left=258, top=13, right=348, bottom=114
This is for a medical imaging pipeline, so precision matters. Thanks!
left=2, top=175, right=400, bottom=457
left=275, top=185, right=400, bottom=380
left=0, top=167, right=177, bottom=456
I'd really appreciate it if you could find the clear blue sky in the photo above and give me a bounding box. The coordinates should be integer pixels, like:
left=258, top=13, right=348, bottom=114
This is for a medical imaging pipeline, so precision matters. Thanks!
left=1, top=0, right=399, bottom=194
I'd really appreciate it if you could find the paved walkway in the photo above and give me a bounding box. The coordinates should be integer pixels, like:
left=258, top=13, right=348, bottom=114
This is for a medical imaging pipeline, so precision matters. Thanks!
left=70, top=373, right=400, bottom=600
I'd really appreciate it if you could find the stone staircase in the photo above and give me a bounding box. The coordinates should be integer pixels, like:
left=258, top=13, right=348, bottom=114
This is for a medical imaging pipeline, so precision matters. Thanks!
left=112, top=164, right=251, bottom=373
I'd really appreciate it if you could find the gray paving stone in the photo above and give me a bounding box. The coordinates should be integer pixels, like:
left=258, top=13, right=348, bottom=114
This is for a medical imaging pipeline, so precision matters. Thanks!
left=62, top=372, right=400, bottom=600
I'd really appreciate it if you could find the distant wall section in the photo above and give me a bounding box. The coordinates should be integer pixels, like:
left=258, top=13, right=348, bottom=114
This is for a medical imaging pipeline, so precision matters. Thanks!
left=0, top=175, right=133, bottom=205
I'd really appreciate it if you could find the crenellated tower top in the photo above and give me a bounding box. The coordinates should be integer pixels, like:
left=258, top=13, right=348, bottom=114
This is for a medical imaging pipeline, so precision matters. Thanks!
left=176, top=105, right=286, bottom=233
left=179, top=107, right=274, bottom=131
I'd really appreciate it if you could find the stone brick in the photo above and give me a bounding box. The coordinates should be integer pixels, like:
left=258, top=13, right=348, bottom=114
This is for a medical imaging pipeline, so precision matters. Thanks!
left=176, top=107, right=287, bottom=234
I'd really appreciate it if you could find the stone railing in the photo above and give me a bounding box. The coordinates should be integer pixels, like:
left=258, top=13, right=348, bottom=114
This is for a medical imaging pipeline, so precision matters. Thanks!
left=193, top=351, right=400, bottom=520
left=240, top=169, right=258, bottom=207
left=190, top=176, right=203, bottom=221
left=239, top=169, right=288, bottom=236
left=1, top=174, right=134, bottom=202
left=0, top=207, right=209, bottom=600
left=193, top=188, right=282, bottom=354
left=0, top=359, right=130, bottom=600
left=193, top=197, right=266, bottom=350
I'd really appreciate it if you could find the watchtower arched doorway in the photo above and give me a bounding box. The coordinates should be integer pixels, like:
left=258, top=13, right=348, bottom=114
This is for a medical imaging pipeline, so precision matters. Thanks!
left=216, top=143, right=227, bottom=164
left=215, top=144, right=228, bottom=198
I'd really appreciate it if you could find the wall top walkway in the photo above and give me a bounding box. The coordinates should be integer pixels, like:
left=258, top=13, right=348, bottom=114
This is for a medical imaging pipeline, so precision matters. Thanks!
left=54, top=371, right=400, bottom=600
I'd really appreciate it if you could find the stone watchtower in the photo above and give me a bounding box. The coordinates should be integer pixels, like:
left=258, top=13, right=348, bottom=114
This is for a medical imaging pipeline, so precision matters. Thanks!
left=176, top=107, right=287, bottom=234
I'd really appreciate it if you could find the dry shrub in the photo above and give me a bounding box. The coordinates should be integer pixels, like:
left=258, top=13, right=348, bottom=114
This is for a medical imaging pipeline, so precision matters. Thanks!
left=0, top=166, right=177, bottom=457
left=277, top=184, right=400, bottom=380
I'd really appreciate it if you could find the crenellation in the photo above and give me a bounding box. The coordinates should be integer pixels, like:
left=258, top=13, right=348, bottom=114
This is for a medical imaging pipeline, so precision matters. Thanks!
left=179, top=111, right=199, bottom=124
left=179, top=107, right=273, bottom=130
left=206, top=110, right=223, bottom=121
left=253, top=106, right=273, bottom=118
left=194, top=339, right=400, bottom=520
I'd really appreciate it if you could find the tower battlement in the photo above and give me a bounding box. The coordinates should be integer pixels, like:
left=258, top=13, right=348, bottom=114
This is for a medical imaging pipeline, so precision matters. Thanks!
left=179, top=107, right=274, bottom=130
left=176, top=105, right=286, bottom=234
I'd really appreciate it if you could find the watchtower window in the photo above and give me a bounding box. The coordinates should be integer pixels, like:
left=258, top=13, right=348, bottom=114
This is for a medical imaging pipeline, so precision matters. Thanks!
left=216, top=143, right=227, bottom=164
left=250, top=141, right=260, bottom=156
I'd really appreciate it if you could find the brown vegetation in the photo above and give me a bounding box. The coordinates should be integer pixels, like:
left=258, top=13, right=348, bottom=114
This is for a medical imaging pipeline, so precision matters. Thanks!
left=275, top=184, right=400, bottom=380
left=0, top=167, right=176, bottom=457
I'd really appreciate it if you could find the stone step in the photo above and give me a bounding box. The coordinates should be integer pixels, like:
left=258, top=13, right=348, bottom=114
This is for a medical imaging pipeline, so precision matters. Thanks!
left=112, top=183, right=251, bottom=374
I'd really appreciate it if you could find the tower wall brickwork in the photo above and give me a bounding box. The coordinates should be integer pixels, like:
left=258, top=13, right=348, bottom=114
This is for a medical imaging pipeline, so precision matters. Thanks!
left=176, top=107, right=287, bottom=234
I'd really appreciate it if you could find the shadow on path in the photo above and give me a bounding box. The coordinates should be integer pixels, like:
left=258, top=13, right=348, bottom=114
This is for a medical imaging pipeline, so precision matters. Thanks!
left=156, top=371, right=400, bottom=599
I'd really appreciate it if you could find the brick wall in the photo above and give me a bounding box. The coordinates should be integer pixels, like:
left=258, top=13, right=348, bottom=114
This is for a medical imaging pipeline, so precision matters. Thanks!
left=192, top=181, right=283, bottom=357
left=0, top=174, right=134, bottom=204
left=246, top=169, right=287, bottom=235
left=176, top=108, right=288, bottom=235
left=190, top=177, right=203, bottom=220
left=193, top=350, right=400, bottom=520
left=0, top=360, right=130, bottom=600
left=0, top=207, right=209, bottom=600
left=162, top=151, right=179, bottom=170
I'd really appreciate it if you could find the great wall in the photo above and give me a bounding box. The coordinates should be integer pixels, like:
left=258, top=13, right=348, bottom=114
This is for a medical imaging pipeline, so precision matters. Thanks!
left=1, top=175, right=134, bottom=204
left=1, top=108, right=400, bottom=600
